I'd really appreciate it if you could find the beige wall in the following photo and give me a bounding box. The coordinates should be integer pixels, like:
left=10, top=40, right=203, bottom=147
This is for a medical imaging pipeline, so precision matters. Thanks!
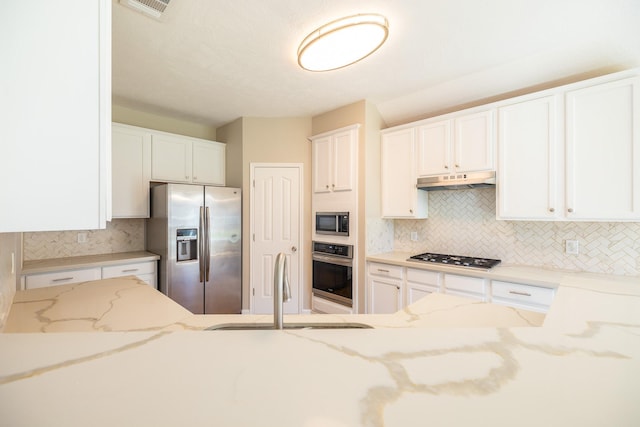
left=112, top=104, right=217, bottom=140
left=218, top=117, right=313, bottom=311
left=215, top=118, right=243, bottom=188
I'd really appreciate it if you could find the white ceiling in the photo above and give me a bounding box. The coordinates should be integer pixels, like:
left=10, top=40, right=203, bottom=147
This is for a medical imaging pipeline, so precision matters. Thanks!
left=112, top=0, right=640, bottom=128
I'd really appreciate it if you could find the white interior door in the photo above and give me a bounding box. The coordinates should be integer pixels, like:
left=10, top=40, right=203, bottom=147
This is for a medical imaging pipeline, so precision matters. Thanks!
left=250, top=164, right=302, bottom=314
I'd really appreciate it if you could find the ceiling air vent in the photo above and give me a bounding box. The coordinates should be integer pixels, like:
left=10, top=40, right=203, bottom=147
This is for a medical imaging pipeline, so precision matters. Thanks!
left=120, top=0, right=171, bottom=19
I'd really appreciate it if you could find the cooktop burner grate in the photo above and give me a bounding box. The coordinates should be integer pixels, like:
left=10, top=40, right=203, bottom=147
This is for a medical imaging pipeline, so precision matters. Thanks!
left=407, top=252, right=501, bottom=269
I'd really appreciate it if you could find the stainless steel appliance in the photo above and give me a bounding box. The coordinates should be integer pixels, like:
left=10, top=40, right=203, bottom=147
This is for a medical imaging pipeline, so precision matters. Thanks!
left=147, top=183, right=242, bottom=314
left=417, top=171, right=496, bottom=191
left=315, top=212, right=349, bottom=236
left=312, top=241, right=353, bottom=307
left=407, top=252, right=501, bottom=270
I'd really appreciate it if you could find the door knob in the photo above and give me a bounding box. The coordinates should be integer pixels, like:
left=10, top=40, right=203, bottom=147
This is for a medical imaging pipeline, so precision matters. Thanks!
left=291, top=246, right=297, bottom=253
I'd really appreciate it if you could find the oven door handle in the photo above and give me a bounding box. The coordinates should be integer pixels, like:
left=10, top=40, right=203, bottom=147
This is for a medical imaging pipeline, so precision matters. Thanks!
left=312, top=253, right=353, bottom=267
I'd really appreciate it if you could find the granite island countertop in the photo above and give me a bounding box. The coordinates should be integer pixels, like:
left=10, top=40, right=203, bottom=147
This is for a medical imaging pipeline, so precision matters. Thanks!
left=1, top=264, right=640, bottom=426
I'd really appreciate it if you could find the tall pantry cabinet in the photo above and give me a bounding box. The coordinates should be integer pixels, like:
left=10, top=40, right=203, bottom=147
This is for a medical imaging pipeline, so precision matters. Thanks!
left=0, top=0, right=111, bottom=232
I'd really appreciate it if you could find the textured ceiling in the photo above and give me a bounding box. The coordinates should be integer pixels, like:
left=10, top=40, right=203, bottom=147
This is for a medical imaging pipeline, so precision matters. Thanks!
left=112, top=0, right=640, bottom=128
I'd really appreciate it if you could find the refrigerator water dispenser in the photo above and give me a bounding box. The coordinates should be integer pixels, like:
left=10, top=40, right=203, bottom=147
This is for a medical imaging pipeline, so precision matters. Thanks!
left=176, top=228, right=198, bottom=261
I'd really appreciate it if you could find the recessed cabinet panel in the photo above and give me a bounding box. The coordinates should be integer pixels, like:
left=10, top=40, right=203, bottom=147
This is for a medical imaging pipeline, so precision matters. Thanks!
left=381, top=128, right=428, bottom=218
left=112, top=124, right=152, bottom=218
left=566, top=77, right=640, bottom=220
left=151, top=134, right=192, bottom=183
left=497, top=95, right=560, bottom=220
left=455, top=110, right=494, bottom=172
left=192, top=140, right=225, bottom=186
left=417, top=121, right=451, bottom=176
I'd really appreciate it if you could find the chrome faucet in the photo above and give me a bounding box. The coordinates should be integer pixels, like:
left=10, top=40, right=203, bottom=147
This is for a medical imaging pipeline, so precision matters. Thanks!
left=274, top=252, right=292, bottom=329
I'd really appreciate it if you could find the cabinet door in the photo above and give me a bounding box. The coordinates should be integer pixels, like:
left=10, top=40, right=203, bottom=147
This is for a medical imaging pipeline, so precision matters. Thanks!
left=312, top=136, right=332, bottom=193
left=151, top=134, right=192, bottom=183
left=566, top=76, right=640, bottom=220
left=192, top=140, right=225, bottom=186
left=368, top=277, right=402, bottom=314
left=0, top=0, right=111, bottom=232
left=497, top=96, right=561, bottom=220
left=381, top=128, right=428, bottom=218
left=417, top=120, right=451, bottom=176
left=455, top=110, right=495, bottom=172
left=112, top=124, right=152, bottom=218
left=332, top=129, right=355, bottom=192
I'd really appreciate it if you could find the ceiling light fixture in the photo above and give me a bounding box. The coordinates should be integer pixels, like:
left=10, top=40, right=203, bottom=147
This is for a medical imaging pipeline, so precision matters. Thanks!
left=297, top=13, right=389, bottom=72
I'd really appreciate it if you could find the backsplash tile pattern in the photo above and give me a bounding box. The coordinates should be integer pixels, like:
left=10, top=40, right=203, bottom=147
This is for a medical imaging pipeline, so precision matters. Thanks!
left=394, top=189, right=640, bottom=276
left=23, top=219, right=145, bottom=261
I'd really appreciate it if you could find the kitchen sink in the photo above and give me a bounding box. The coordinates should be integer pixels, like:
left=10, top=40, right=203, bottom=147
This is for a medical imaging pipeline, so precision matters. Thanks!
left=205, top=322, right=373, bottom=331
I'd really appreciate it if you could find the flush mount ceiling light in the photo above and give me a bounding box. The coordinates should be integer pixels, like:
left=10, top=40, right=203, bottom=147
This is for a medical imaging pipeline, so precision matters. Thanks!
left=297, top=13, right=389, bottom=72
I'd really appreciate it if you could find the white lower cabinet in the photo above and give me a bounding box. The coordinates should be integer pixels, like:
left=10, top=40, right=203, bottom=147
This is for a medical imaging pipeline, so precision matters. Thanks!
left=101, top=261, right=157, bottom=288
left=491, top=280, right=555, bottom=313
left=24, top=260, right=157, bottom=290
left=406, top=268, right=441, bottom=305
left=367, top=262, right=404, bottom=314
left=443, top=274, right=487, bottom=301
left=25, top=268, right=102, bottom=290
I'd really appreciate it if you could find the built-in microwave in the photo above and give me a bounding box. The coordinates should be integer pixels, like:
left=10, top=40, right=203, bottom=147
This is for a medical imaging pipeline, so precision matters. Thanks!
left=315, top=212, right=349, bottom=236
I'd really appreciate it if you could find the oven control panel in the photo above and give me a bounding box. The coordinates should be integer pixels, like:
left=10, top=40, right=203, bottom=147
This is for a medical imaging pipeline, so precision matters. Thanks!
left=312, top=242, right=353, bottom=258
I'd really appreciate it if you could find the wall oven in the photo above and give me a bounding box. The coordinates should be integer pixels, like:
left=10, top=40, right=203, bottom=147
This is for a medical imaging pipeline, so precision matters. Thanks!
left=312, top=241, right=353, bottom=307
left=315, top=212, right=349, bottom=236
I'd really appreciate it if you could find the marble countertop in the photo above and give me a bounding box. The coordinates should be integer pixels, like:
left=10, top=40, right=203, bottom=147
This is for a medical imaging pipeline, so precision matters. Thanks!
left=1, top=262, right=640, bottom=426
left=21, top=251, right=160, bottom=275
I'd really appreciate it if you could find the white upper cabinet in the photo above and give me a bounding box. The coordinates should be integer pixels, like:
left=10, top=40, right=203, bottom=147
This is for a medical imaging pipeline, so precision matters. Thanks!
left=312, top=126, right=357, bottom=193
left=497, top=95, right=561, bottom=220
left=381, top=128, right=428, bottom=218
left=151, top=132, right=226, bottom=186
left=151, top=134, right=193, bottom=183
left=565, top=76, right=640, bottom=220
left=192, top=140, right=225, bottom=186
left=112, top=124, right=152, bottom=218
left=0, top=0, right=111, bottom=232
left=417, top=110, right=495, bottom=176
left=498, top=73, right=640, bottom=221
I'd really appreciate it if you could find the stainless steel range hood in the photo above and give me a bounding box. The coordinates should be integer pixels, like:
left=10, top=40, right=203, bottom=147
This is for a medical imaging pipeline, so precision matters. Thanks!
left=417, top=171, right=496, bottom=191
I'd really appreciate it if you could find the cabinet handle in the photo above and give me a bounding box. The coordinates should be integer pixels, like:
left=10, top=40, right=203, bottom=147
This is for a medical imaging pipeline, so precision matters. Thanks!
left=409, top=209, right=413, bottom=214
left=122, top=268, right=139, bottom=273
left=326, top=184, right=329, bottom=189
left=332, top=184, right=335, bottom=188
left=396, top=286, right=400, bottom=290
left=52, top=277, right=74, bottom=282
left=509, top=290, right=532, bottom=297
left=567, top=208, right=574, bottom=213
left=186, top=176, right=190, bottom=180
left=377, top=269, right=390, bottom=273
left=444, top=165, right=449, bottom=169
left=549, top=208, right=555, bottom=213
left=193, top=176, right=198, bottom=180
left=455, top=164, right=460, bottom=168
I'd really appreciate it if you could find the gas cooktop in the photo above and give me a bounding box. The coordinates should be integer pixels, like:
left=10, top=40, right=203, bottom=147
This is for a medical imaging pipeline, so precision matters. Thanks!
left=407, top=252, right=501, bottom=270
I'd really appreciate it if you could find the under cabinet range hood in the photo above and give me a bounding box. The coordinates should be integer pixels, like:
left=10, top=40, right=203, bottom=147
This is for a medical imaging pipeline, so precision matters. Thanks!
left=417, top=171, right=496, bottom=191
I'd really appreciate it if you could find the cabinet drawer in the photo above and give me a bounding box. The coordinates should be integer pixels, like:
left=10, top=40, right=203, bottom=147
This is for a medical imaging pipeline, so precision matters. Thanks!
left=25, top=268, right=101, bottom=290
left=368, top=262, right=403, bottom=280
left=102, top=261, right=156, bottom=279
left=491, top=281, right=555, bottom=312
left=406, top=268, right=441, bottom=288
left=444, top=274, right=486, bottom=297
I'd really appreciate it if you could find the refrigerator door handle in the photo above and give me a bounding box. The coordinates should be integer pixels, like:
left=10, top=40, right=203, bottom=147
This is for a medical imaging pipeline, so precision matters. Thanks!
left=205, top=206, right=211, bottom=282
left=199, top=206, right=205, bottom=283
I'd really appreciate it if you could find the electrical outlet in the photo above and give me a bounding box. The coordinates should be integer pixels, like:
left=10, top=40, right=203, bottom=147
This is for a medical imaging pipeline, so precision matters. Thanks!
left=410, top=231, right=418, bottom=241
left=565, top=239, right=579, bottom=255
left=77, top=232, right=88, bottom=244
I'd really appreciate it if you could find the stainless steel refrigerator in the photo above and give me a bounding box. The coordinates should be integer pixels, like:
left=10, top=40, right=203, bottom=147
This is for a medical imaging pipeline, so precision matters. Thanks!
left=146, top=183, right=241, bottom=314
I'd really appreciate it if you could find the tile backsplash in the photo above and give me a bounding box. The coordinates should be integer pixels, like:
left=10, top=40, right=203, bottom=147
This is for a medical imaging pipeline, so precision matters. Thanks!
left=23, top=219, right=145, bottom=261
left=393, top=188, right=640, bottom=276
